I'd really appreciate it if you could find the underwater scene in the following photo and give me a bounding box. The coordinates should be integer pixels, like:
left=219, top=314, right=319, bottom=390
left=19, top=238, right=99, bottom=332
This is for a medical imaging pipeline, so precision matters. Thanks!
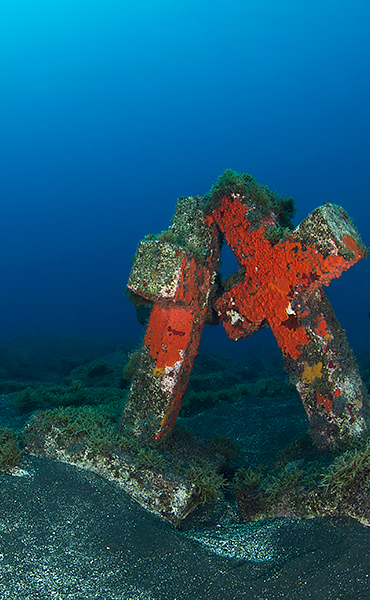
left=1, top=2, right=370, bottom=599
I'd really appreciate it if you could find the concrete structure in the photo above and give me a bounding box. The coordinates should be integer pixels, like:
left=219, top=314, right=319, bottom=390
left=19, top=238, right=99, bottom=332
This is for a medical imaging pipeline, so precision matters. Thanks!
left=124, top=177, right=369, bottom=450
left=124, top=196, right=222, bottom=440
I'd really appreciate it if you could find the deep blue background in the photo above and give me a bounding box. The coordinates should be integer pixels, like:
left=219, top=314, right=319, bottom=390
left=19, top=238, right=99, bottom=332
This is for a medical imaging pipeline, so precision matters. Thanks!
left=0, top=0, right=369, bottom=352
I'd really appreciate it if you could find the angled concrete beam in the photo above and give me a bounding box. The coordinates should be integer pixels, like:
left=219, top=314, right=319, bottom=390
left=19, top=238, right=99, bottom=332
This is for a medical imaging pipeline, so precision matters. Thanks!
left=211, top=196, right=369, bottom=449
left=123, top=196, right=221, bottom=440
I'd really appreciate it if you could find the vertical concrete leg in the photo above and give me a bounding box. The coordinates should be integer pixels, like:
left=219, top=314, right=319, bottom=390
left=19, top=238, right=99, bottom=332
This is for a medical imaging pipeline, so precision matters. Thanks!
left=286, top=205, right=370, bottom=448
left=285, top=289, right=369, bottom=449
left=123, top=197, right=221, bottom=440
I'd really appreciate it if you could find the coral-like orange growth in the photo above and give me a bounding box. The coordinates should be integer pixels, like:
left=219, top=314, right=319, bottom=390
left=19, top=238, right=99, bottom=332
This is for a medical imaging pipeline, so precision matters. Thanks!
left=144, top=304, right=195, bottom=368
left=142, top=243, right=221, bottom=440
left=316, top=391, right=333, bottom=412
left=342, top=234, right=361, bottom=255
left=144, top=254, right=216, bottom=371
left=210, top=196, right=364, bottom=359
left=314, top=316, right=332, bottom=340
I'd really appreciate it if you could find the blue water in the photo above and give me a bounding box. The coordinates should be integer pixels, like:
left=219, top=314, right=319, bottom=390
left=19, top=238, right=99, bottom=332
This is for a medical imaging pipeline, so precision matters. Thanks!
left=0, top=0, right=369, bottom=352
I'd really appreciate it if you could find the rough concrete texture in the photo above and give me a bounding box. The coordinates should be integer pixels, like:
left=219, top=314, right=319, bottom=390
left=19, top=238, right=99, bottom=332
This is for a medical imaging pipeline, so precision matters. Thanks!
left=24, top=417, right=198, bottom=524
left=123, top=196, right=222, bottom=440
left=128, top=240, right=191, bottom=301
left=211, top=196, right=369, bottom=449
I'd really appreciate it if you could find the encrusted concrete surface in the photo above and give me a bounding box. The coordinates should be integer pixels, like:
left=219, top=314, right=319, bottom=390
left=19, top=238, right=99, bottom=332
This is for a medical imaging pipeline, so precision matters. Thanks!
left=25, top=421, right=198, bottom=525
left=1, top=456, right=370, bottom=600
left=124, top=178, right=369, bottom=449
left=124, top=195, right=222, bottom=440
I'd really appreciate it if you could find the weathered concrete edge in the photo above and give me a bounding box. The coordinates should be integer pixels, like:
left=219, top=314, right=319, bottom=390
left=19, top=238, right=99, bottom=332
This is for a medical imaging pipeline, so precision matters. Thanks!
left=25, top=427, right=199, bottom=526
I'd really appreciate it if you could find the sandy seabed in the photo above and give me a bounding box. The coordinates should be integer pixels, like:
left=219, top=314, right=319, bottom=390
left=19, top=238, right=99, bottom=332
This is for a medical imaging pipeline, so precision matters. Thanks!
left=0, top=455, right=369, bottom=600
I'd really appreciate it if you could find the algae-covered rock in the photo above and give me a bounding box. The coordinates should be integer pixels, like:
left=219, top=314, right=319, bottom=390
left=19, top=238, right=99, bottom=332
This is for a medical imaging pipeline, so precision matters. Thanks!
left=0, top=427, right=21, bottom=471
